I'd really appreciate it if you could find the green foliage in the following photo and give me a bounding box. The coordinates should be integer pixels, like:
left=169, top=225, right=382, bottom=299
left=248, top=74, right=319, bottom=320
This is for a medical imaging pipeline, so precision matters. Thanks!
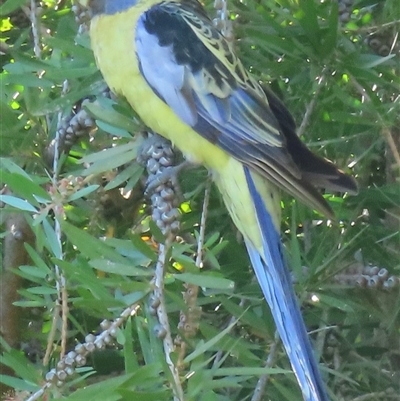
left=1, top=0, right=399, bottom=400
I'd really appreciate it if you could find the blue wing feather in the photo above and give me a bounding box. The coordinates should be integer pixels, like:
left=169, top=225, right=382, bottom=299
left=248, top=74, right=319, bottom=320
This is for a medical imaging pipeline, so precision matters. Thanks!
left=244, top=166, right=329, bottom=401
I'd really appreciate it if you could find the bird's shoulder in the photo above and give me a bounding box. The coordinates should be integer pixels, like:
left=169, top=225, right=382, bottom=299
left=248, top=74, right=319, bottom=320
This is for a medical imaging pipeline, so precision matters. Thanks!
left=139, top=0, right=262, bottom=95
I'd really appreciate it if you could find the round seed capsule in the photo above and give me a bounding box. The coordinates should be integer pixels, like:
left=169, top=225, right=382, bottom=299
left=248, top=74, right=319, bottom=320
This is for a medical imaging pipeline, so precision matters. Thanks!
left=100, top=319, right=111, bottom=330
left=85, top=334, right=96, bottom=343
left=84, top=342, right=95, bottom=352
left=153, top=324, right=167, bottom=339
left=65, top=366, right=75, bottom=376
left=149, top=294, right=161, bottom=309
left=75, top=343, right=86, bottom=354
left=75, top=355, right=86, bottom=367
left=45, top=369, right=57, bottom=382
left=103, top=335, right=113, bottom=345
left=57, top=370, right=67, bottom=381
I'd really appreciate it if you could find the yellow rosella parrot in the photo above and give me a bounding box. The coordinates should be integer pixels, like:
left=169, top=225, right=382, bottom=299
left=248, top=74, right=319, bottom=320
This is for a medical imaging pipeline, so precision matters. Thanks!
left=84, top=0, right=357, bottom=399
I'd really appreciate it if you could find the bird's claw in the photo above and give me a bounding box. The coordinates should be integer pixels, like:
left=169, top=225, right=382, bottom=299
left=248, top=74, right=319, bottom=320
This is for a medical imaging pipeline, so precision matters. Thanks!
left=145, top=161, right=191, bottom=198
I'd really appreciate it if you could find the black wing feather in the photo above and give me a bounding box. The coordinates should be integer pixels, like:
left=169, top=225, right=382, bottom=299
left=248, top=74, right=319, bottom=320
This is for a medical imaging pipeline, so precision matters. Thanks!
left=136, top=0, right=357, bottom=216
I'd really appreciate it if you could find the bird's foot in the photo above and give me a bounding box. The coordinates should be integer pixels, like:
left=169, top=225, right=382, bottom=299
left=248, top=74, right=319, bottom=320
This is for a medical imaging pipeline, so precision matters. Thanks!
left=137, top=132, right=194, bottom=235
left=145, top=161, right=192, bottom=197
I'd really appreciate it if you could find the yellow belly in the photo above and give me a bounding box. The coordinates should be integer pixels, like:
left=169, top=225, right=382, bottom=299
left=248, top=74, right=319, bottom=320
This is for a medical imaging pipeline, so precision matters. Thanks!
left=90, top=4, right=281, bottom=250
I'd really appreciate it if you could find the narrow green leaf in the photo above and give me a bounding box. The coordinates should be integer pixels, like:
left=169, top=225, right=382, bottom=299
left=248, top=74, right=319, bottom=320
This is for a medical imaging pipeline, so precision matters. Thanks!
left=13, top=300, right=49, bottom=307
left=89, top=259, right=153, bottom=276
left=1, top=73, right=54, bottom=88
left=135, top=316, right=153, bottom=365
left=42, top=218, right=62, bottom=258
left=130, top=234, right=158, bottom=262
left=0, top=375, right=38, bottom=392
left=203, top=231, right=221, bottom=248
left=26, top=286, right=58, bottom=295
left=318, top=293, right=357, bottom=312
left=61, top=373, right=134, bottom=401
left=19, top=265, right=49, bottom=279
left=221, top=298, right=269, bottom=335
left=124, top=318, right=139, bottom=373
left=84, top=100, right=138, bottom=133
left=0, top=349, right=40, bottom=384
left=96, top=120, right=132, bottom=138
left=0, top=0, right=28, bottom=16
left=148, top=219, right=166, bottom=244
left=83, top=149, right=138, bottom=176
left=104, top=163, right=144, bottom=191
left=79, top=141, right=138, bottom=164
left=0, top=195, right=37, bottom=212
left=295, top=0, right=321, bottom=53
left=355, top=54, right=396, bottom=69
left=320, top=1, right=338, bottom=58
left=24, top=244, right=51, bottom=271
left=61, top=221, right=126, bottom=263
left=55, top=259, right=122, bottom=305
left=103, top=238, right=152, bottom=265
left=68, top=184, right=100, bottom=201
left=213, top=367, right=290, bottom=376
left=117, top=390, right=170, bottom=401
left=174, top=273, right=235, bottom=290
left=0, top=171, right=50, bottom=204
left=184, top=320, right=237, bottom=363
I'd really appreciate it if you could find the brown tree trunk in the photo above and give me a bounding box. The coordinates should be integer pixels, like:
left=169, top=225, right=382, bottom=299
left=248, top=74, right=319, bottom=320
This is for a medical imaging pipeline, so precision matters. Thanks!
left=0, top=212, right=34, bottom=394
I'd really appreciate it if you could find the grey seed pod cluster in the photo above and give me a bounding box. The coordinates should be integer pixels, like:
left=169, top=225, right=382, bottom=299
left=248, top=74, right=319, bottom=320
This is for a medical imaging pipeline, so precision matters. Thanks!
left=59, top=101, right=96, bottom=148
left=361, top=265, right=398, bottom=290
left=338, top=0, right=353, bottom=24
left=40, top=307, right=137, bottom=391
left=365, top=29, right=398, bottom=57
left=178, top=293, right=202, bottom=337
left=212, top=0, right=233, bottom=40
left=72, top=3, right=92, bottom=33
left=335, top=263, right=399, bottom=290
left=139, top=134, right=182, bottom=236
left=44, top=100, right=96, bottom=167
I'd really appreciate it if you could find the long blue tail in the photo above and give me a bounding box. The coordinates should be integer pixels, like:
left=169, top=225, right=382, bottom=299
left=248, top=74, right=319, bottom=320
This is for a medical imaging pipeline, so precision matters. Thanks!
left=244, top=167, right=329, bottom=401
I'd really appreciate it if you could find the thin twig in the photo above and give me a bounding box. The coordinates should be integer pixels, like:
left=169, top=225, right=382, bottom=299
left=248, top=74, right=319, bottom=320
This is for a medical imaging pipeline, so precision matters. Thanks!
left=212, top=298, right=246, bottom=368
left=177, top=178, right=211, bottom=367
left=196, top=178, right=212, bottom=268
left=43, top=304, right=60, bottom=366
left=298, top=71, right=326, bottom=137
left=382, top=127, right=400, bottom=171
left=154, top=236, right=185, bottom=401
left=356, top=19, right=400, bottom=33
left=353, top=392, right=400, bottom=401
left=25, top=384, right=51, bottom=401
left=25, top=304, right=141, bottom=401
left=29, top=0, right=41, bottom=58
left=315, top=308, right=329, bottom=359
left=53, top=79, right=69, bottom=359
left=251, top=331, right=281, bottom=401
left=349, top=76, right=371, bottom=103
